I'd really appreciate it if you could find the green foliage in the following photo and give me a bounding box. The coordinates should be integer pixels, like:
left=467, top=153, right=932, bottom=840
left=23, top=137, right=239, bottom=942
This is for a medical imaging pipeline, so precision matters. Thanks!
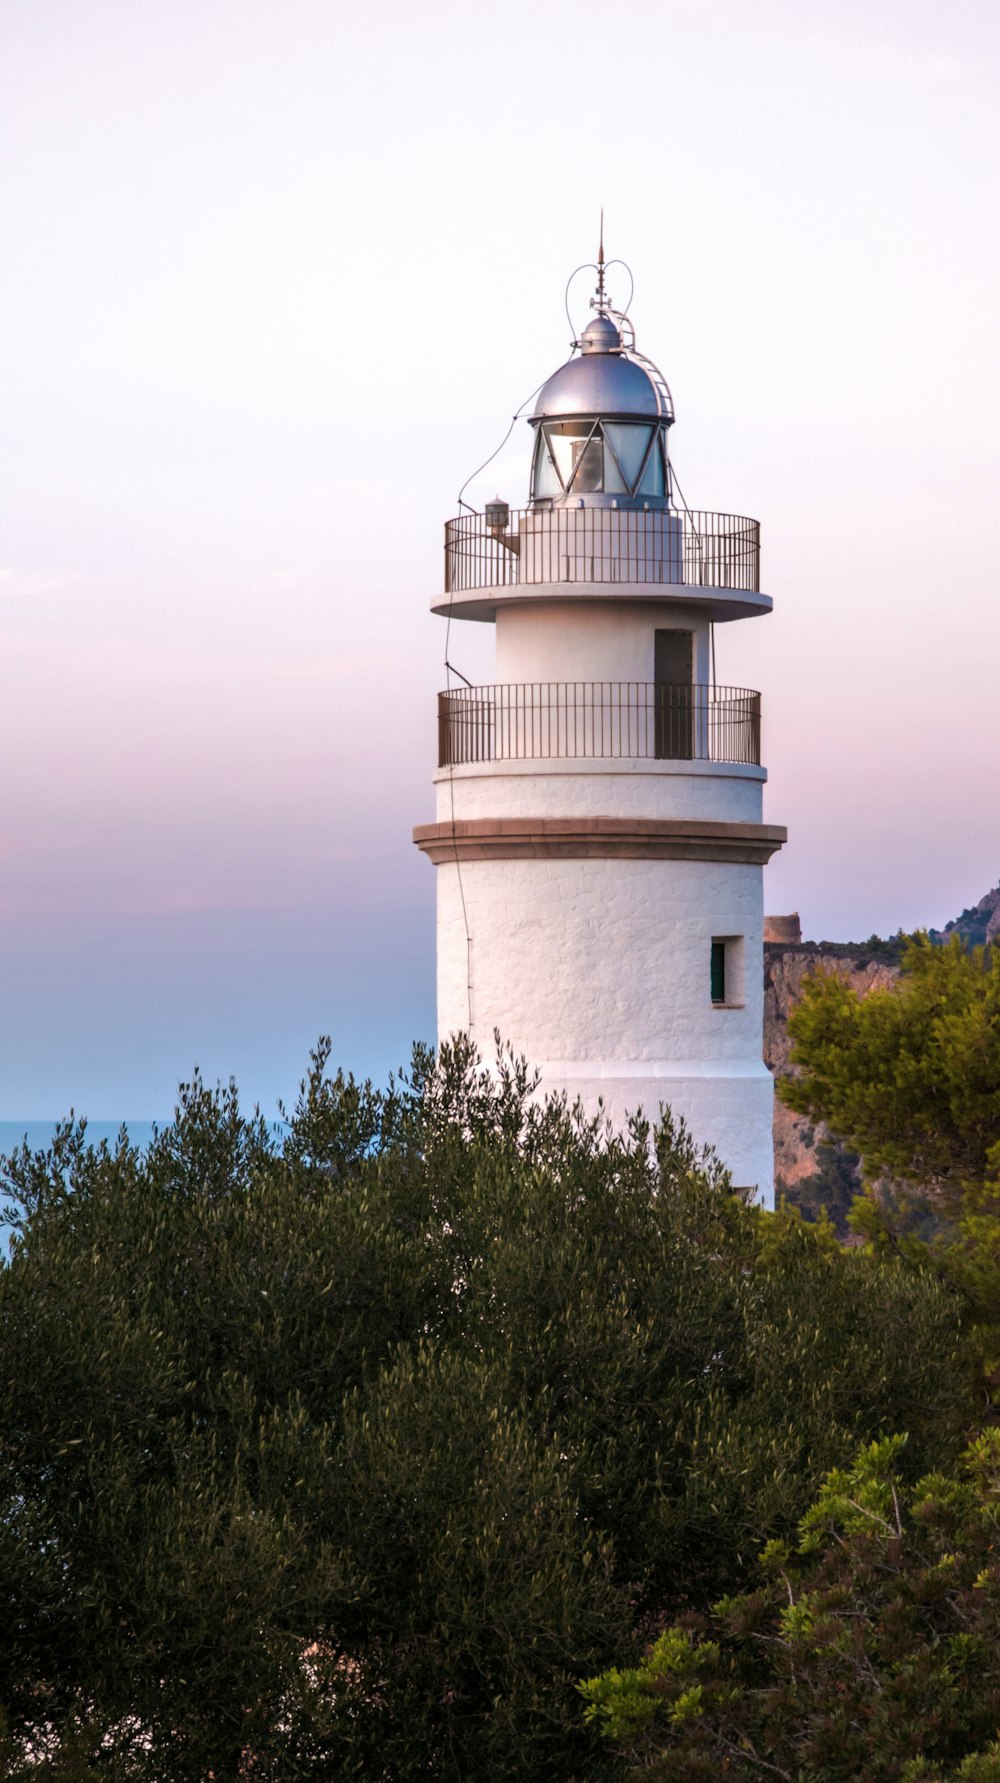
left=792, top=930, right=913, bottom=967
left=583, top=1428, right=1000, bottom=1782
left=782, top=1137, right=862, bottom=1236
left=0, top=1038, right=974, bottom=1779
left=778, top=935, right=1000, bottom=1369
left=780, top=935, right=1000, bottom=1199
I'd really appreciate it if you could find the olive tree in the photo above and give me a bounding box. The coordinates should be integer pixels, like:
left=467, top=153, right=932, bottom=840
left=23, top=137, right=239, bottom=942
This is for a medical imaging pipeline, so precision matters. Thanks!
left=0, top=1037, right=974, bottom=1780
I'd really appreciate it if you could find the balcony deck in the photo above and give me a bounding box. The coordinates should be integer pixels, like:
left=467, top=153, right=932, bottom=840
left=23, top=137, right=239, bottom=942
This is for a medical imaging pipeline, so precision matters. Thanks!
left=439, top=506, right=762, bottom=622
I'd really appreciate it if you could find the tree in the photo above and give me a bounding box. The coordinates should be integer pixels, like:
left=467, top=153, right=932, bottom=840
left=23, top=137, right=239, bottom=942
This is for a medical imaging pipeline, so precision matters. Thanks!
left=778, top=936, right=1000, bottom=1368
left=0, top=1038, right=975, bottom=1780
left=779, top=936, right=1000, bottom=1201
left=784, top=1137, right=862, bottom=1237
left=582, top=1429, right=1000, bottom=1783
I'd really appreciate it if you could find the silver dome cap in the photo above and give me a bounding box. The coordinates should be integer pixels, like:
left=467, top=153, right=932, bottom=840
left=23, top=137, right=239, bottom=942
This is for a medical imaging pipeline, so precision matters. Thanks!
left=532, top=232, right=674, bottom=425
left=534, top=350, right=662, bottom=420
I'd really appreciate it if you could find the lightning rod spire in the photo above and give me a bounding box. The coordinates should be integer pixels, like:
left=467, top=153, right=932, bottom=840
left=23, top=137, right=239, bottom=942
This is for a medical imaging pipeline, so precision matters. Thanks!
left=596, top=210, right=607, bottom=310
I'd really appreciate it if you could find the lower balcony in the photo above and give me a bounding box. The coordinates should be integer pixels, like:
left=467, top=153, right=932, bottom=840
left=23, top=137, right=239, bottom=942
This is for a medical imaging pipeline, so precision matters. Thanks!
left=437, top=683, right=761, bottom=769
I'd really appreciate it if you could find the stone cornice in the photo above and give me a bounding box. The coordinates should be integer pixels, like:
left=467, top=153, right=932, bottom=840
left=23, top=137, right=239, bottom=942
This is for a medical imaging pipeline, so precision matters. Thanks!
left=412, top=817, right=787, bottom=866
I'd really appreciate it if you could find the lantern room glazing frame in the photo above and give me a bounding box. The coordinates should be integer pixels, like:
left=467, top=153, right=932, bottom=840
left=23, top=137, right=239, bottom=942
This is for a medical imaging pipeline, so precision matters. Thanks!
left=529, top=415, right=671, bottom=509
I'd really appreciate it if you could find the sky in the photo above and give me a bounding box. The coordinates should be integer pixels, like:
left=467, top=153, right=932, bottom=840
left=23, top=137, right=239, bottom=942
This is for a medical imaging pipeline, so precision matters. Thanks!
left=1, top=0, right=998, bottom=1117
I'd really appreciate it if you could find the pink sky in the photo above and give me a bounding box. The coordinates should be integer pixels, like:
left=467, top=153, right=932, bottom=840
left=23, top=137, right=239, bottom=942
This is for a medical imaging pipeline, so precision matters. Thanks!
left=1, top=0, right=998, bottom=1115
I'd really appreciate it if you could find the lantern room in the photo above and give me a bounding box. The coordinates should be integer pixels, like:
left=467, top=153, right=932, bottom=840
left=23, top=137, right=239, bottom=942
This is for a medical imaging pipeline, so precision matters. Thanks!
left=530, top=311, right=674, bottom=509
left=433, top=245, right=768, bottom=627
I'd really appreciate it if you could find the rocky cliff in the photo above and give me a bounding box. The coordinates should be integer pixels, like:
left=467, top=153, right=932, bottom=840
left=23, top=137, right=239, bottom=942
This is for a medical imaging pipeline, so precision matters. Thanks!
left=932, top=883, right=1000, bottom=948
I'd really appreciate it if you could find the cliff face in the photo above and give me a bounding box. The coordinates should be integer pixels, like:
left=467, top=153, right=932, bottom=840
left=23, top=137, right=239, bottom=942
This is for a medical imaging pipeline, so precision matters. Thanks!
left=764, top=946, right=900, bottom=1209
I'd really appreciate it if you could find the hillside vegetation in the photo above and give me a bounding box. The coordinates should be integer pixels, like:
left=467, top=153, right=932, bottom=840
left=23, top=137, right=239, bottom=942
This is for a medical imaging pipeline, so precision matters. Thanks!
left=586, top=929, right=1000, bottom=1781
left=766, top=879, right=1000, bottom=1227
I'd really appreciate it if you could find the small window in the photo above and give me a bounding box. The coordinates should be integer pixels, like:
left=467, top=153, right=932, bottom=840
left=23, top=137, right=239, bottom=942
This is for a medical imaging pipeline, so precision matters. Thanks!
left=711, top=936, right=746, bottom=1007
left=711, top=940, right=726, bottom=1005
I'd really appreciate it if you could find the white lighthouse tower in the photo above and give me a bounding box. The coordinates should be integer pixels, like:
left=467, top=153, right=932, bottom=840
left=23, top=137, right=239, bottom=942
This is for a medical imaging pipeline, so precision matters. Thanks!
left=414, top=248, right=786, bottom=1199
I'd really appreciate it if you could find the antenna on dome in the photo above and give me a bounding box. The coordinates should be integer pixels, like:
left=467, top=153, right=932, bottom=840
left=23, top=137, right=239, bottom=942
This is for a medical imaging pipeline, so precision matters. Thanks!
left=595, top=210, right=607, bottom=311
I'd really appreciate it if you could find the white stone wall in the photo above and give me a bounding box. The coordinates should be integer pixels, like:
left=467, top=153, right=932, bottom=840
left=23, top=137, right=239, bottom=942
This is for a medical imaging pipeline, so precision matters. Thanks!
left=435, top=760, right=765, bottom=826
left=495, top=599, right=711, bottom=685
left=435, top=850, right=774, bottom=1201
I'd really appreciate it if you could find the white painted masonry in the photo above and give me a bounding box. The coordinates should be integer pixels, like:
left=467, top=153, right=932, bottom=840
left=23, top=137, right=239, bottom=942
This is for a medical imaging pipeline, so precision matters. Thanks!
left=495, top=600, right=712, bottom=686
left=434, top=852, right=773, bottom=1193
left=434, top=761, right=765, bottom=826
left=415, top=270, right=785, bottom=1201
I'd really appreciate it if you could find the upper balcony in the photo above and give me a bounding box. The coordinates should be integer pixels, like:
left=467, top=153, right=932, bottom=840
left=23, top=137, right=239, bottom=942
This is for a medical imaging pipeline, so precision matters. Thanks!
left=436, top=506, right=769, bottom=624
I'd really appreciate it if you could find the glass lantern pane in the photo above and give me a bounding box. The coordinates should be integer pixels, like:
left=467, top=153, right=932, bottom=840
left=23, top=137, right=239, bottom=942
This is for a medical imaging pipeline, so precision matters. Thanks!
left=571, top=435, right=604, bottom=492
left=604, top=423, right=653, bottom=491
left=545, top=425, right=580, bottom=489
left=544, top=421, right=617, bottom=495
left=602, top=433, right=627, bottom=494
left=532, top=429, right=562, bottom=498
left=638, top=432, right=666, bottom=497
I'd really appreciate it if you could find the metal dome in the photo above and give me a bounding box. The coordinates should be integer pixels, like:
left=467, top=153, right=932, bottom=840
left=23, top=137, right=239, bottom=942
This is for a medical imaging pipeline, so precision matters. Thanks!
left=579, top=313, right=622, bottom=354
left=534, top=349, right=662, bottom=421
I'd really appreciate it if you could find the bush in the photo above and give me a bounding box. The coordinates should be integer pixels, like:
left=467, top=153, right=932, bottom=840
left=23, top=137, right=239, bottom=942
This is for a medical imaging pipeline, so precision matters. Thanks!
left=0, top=1038, right=975, bottom=1780
left=583, top=1429, right=1000, bottom=1782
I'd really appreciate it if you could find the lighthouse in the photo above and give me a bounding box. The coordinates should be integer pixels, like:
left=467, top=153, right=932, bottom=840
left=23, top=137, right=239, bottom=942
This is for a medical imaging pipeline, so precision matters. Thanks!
left=413, top=248, right=786, bottom=1200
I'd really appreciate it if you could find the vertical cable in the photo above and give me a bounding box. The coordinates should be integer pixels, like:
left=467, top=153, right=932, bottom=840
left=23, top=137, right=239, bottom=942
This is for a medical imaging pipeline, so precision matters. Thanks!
left=443, top=589, right=474, bottom=1034
left=443, top=381, right=546, bottom=1035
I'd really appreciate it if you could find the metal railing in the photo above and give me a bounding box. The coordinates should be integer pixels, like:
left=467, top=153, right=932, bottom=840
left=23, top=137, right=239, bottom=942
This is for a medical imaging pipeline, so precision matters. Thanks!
left=444, top=507, right=759, bottom=596
left=438, top=683, right=761, bottom=768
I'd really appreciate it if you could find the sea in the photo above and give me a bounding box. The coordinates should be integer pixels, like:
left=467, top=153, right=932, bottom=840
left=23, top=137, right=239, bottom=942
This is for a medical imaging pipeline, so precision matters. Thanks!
left=0, top=1120, right=160, bottom=1159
